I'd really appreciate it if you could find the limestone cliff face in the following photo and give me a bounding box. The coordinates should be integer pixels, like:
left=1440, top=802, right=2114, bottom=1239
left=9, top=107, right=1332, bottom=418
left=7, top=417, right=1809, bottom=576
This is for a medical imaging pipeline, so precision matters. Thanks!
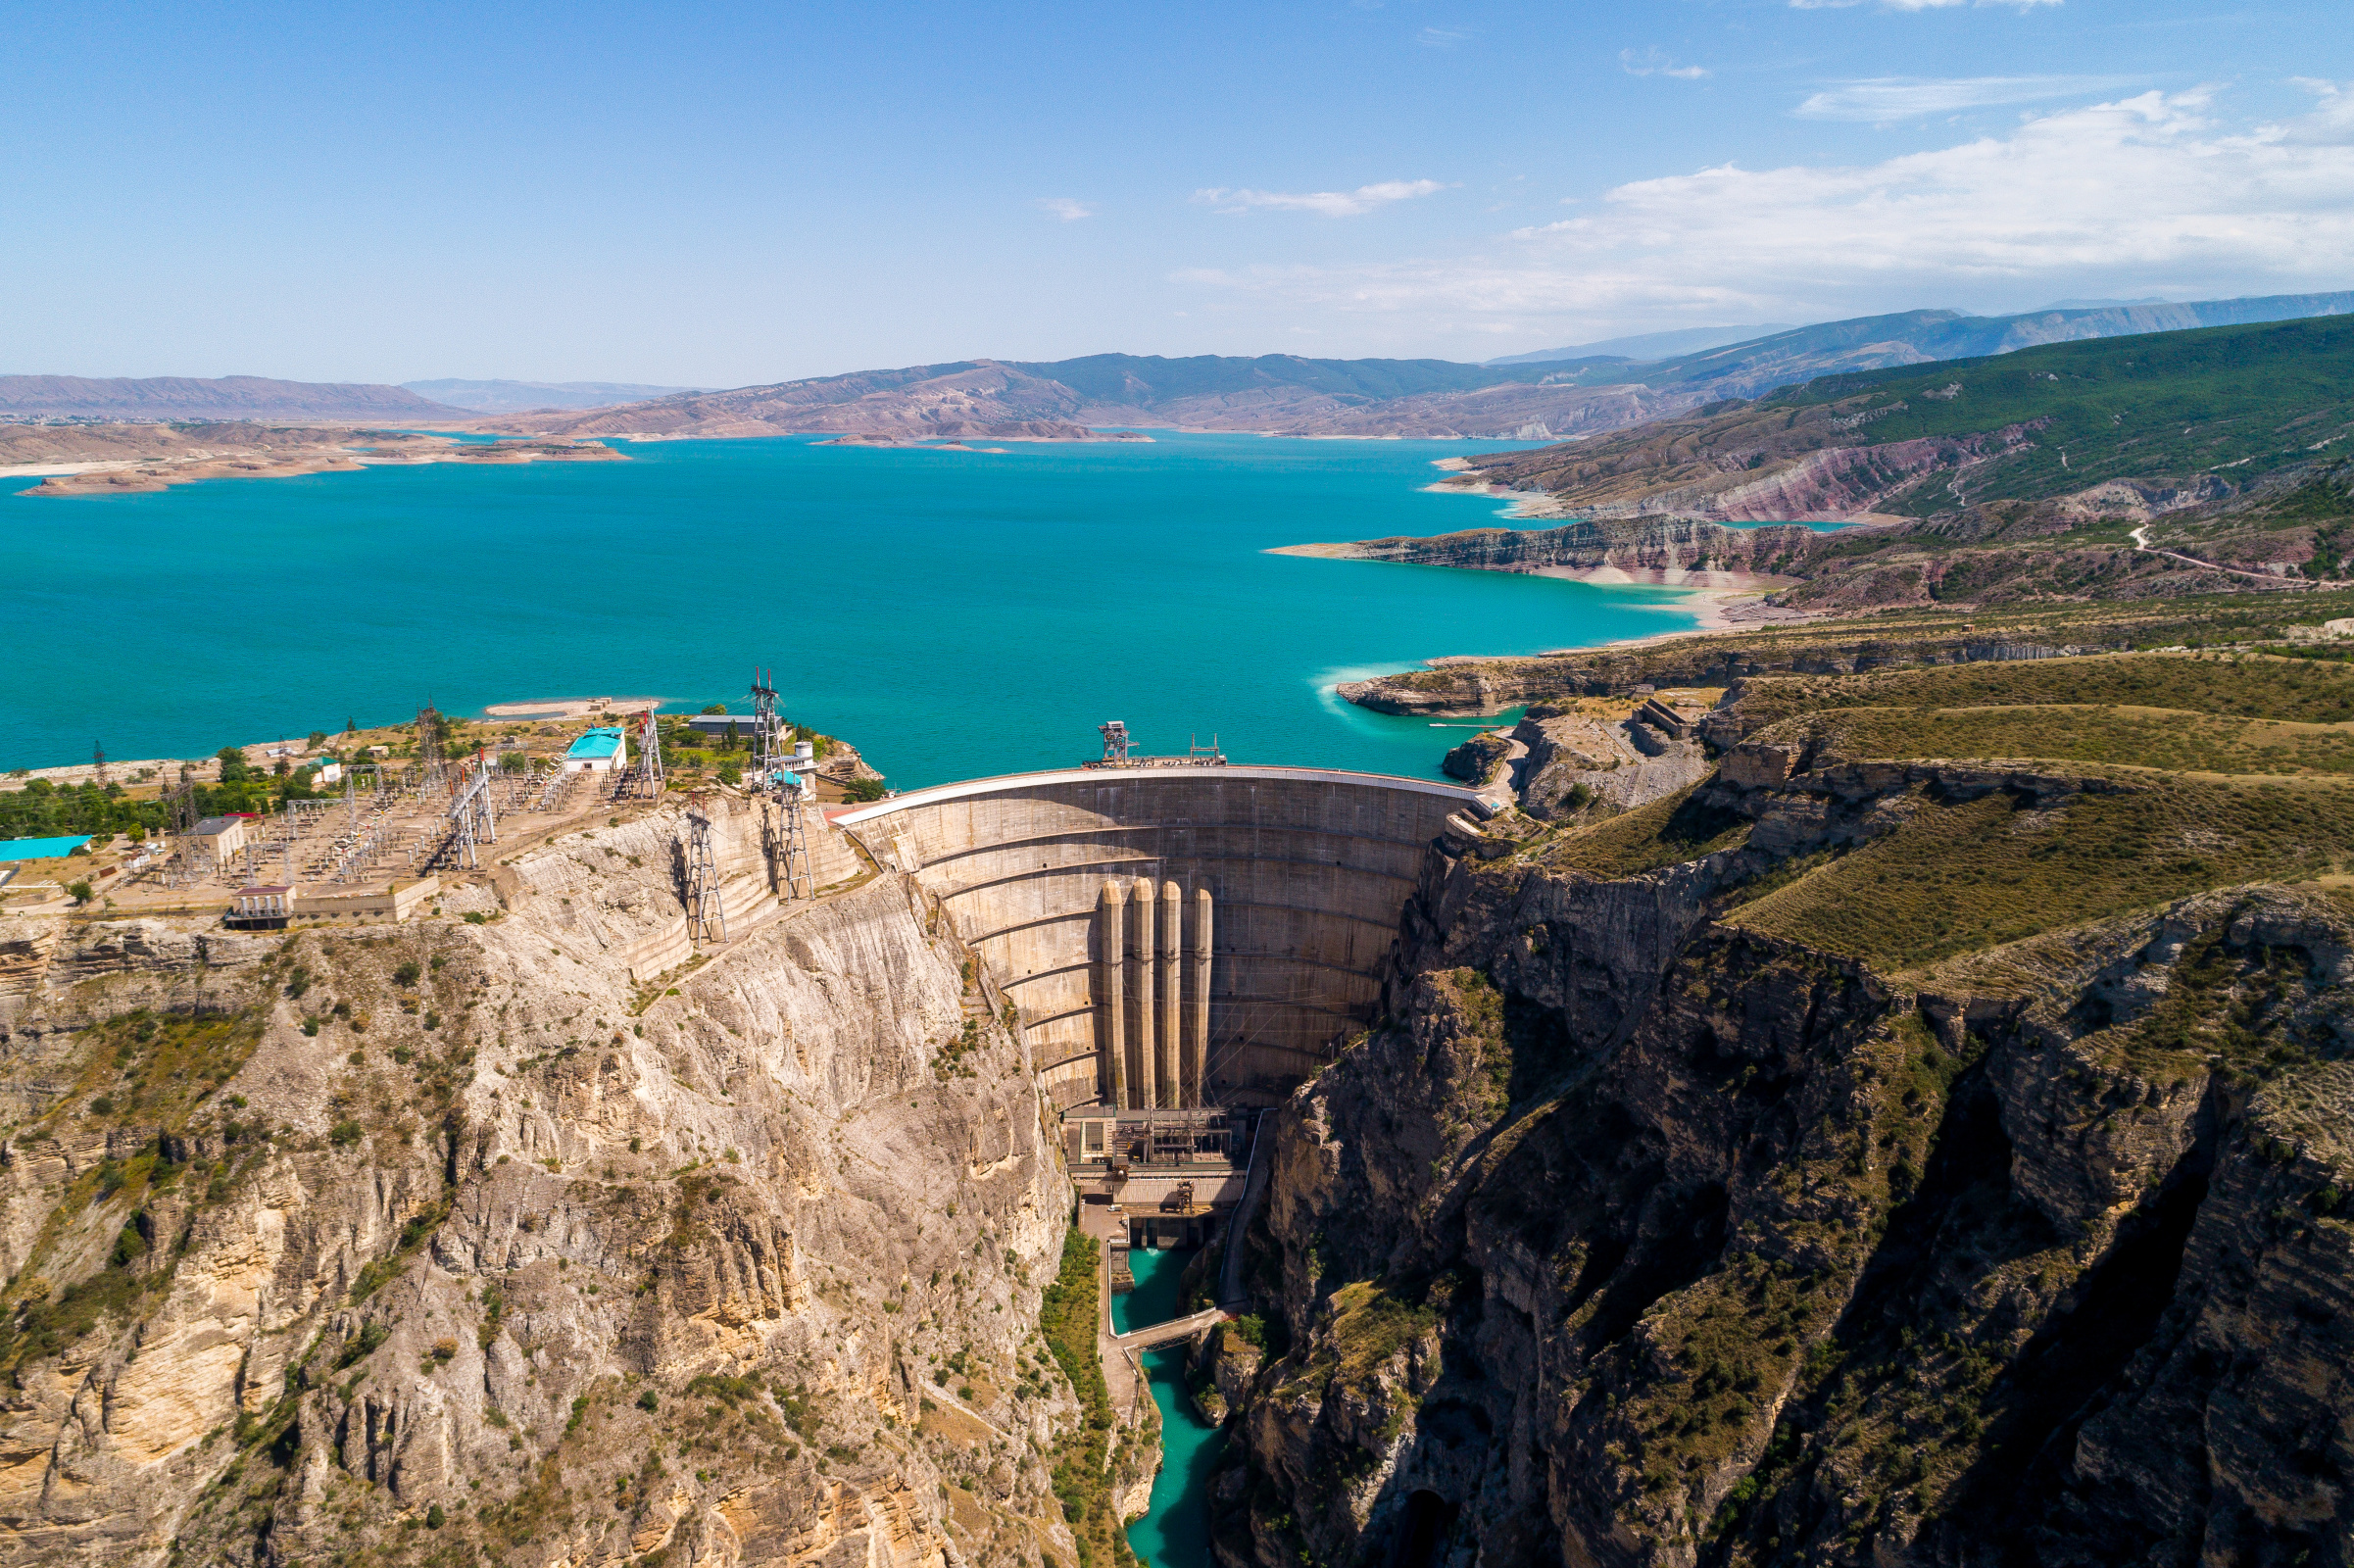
left=0, top=802, right=1076, bottom=1568
left=1292, top=517, right=1823, bottom=582
left=1210, top=789, right=2354, bottom=1567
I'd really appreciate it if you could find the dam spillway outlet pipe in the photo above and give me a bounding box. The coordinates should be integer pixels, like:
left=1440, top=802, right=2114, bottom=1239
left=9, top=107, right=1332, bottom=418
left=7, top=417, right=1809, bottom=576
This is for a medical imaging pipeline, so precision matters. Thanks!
left=1188, top=886, right=1212, bottom=1108
left=1128, top=878, right=1157, bottom=1110
left=1157, top=879, right=1181, bottom=1108
left=1098, top=880, right=1127, bottom=1109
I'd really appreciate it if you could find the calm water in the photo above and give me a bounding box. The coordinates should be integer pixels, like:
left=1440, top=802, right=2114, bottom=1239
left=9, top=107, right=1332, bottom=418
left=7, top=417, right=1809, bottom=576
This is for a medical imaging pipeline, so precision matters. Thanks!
left=1, top=433, right=1705, bottom=785
left=1116, top=1249, right=1225, bottom=1568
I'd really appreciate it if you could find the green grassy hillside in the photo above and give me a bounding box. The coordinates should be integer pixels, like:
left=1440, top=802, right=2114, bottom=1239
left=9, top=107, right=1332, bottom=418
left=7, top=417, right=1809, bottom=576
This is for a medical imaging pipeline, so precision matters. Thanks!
left=1523, top=649, right=2354, bottom=972
left=1767, top=317, right=2354, bottom=509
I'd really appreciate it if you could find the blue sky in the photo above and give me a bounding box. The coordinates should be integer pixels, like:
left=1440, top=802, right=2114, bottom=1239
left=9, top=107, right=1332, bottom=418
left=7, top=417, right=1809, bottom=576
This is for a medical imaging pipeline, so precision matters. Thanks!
left=4, top=0, right=2349, bottom=383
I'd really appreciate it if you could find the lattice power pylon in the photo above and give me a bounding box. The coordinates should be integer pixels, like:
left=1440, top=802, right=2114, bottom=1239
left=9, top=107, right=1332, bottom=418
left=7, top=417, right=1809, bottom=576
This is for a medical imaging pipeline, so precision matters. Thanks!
left=441, top=751, right=498, bottom=869
left=611, top=710, right=664, bottom=801
left=683, top=800, right=726, bottom=946
left=417, top=705, right=447, bottom=795
left=774, top=778, right=813, bottom=899
left=750, top=668, right=784, bottom=786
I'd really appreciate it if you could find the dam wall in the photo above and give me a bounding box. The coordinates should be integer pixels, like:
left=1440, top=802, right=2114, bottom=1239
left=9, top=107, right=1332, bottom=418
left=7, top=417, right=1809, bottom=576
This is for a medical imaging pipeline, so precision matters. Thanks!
left=834, top=765, right=1487, bottom=1107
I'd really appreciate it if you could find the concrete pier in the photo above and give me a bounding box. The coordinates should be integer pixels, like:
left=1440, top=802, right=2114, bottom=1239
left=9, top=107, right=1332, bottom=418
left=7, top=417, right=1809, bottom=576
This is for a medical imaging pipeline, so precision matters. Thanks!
left=1097, top=881, right=1126, bottom=1109
left=1186, top=886, right=1212, bottom=1107
left=1156, top=879, right=1180, bottom=1109
left=1127, top=878, right=1156, bottom=1110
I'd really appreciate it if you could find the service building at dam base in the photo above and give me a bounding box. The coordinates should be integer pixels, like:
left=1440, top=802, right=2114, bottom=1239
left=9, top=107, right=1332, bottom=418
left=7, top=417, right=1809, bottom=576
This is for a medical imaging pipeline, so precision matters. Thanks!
left=833, top=762, right=1496, bottom=1289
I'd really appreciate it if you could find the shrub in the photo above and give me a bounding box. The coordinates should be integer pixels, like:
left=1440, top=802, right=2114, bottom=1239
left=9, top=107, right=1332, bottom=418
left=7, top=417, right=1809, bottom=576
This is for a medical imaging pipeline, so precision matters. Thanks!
left=328, top=1121, right=364, bottom=1149
left=392, top=961, right=421, bottom=987
left=637, top=1389, right=660, bottom=1412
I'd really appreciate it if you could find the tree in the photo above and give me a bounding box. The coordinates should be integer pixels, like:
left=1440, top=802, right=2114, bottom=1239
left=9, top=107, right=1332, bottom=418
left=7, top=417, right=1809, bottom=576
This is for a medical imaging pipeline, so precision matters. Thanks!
left=307, top=730, right=327, bottom=749
left=216, top=747, right=254, bottom=784
left=345, top=716, right=358, bottom=734
left=700, top=703, right=728, bottom=714
left=67, top=881, right=92, bottom=905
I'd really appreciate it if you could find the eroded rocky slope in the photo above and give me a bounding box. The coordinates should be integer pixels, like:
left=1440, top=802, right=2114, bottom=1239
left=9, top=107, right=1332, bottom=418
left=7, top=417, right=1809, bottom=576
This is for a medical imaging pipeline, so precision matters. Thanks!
left=0, top=802, right=1104, bottom=1568
left=1208, top=677, right=2354, bottom=1568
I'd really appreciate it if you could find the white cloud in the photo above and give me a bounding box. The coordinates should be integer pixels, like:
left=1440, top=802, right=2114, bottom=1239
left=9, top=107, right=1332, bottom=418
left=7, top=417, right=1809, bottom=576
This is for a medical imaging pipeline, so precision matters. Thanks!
left=1796, top=75, right=2144, bottom=121
left=1176, top=89, right=2354, bottom=338
left=1791, top=0, right=2060, bottom=10
left=1417, top=26, right=1470, bottom=48
left=1192, top=179, right=1447, bottom=218
left=1035, top=198, right=1095, bottom=221
left=1621, top=47, right=1709, bottom=81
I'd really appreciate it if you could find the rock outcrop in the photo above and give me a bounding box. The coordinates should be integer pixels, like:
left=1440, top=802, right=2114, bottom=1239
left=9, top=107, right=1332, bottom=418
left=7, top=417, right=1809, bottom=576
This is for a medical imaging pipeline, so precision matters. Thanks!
left=1207, top=760, right=2354, bottom=1567
left=0, top=801, right=1087, bottom=1568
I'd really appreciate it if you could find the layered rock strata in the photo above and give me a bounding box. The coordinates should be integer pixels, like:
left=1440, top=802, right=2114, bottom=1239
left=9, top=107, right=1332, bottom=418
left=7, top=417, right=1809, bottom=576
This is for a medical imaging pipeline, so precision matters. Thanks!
left=1206, top=760, right=2354, bottom=1568
left=0, top=799, right=1104, bottom=1568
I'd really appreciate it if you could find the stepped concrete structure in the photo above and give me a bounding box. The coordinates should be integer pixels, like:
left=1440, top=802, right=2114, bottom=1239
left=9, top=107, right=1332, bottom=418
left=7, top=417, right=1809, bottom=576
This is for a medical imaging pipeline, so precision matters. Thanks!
left=835, top=764, right=1491, bottom=1107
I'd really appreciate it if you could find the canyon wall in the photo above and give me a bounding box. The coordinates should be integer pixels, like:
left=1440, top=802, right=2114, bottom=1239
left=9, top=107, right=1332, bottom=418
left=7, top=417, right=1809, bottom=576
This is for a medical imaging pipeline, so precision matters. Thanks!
left=0, top=799, right=1088, bottom=1568
left=1208, top=761, right=2354, bottom=1568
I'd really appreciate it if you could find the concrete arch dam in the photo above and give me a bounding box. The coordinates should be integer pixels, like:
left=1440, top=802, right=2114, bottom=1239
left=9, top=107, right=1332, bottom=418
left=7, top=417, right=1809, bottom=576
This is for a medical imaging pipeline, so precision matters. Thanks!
left=834, top=765, right=1489, bottom=1108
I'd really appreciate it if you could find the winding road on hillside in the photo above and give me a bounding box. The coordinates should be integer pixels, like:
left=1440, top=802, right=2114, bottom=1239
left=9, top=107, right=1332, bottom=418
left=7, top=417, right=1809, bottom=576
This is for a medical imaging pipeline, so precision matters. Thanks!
left=2128, top=522, right=2340, bottom=588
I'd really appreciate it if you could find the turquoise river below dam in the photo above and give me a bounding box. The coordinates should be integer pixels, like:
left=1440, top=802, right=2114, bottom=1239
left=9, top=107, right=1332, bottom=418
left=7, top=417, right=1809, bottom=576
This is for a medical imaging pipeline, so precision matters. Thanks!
left=1115, top=1248, right=1223, bottom=1568
left=2, top=431, right=1713, bottom=784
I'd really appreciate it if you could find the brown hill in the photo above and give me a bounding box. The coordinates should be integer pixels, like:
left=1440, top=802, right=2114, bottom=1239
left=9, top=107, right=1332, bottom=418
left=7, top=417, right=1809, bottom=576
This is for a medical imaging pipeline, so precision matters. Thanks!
left=0, top=374, right=457, bottom=421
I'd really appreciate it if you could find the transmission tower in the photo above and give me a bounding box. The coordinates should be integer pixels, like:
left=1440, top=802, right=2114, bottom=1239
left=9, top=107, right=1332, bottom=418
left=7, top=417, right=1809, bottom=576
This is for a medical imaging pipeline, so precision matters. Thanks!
left=93, top=742, right=108, bottom=787
left=613, top=710, right=663, bottom=801
left=750, top=668, right=784, bottom=791
left=773, top=764, right=814, bottom=899
left=417, top=705, right=447, bottom=795
left=162, top=770, right=200, bottom=888
left=441, top=750, right=498, bottom=868
left=683, top=799, right=726, bottom=946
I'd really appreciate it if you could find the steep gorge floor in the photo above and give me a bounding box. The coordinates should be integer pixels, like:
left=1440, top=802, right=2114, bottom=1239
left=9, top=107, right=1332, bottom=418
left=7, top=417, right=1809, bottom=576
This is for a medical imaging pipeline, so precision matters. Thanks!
left=1209, top=663, right=2354, bottom=1568
left=0, top=803, right=1140, bottom=1568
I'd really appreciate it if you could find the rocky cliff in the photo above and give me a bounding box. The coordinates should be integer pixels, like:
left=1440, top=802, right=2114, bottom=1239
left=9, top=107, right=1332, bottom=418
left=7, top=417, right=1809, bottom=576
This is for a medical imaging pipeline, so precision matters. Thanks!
left=1283, top=517, right=1825, bottom=582
left=0, top=799, right=1096, bottom=1568
left=1206, top=670, right=2354, bottom=1568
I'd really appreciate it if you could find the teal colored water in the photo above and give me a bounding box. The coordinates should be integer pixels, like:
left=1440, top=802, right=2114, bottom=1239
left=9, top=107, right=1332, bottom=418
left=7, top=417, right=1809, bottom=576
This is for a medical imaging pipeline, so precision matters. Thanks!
left=1129, top=1344, right=1225, bottom=1568
left=0, top=836, right=92, bottom=861
left=1, top=433, right=1710, bottom=784
left=1112, top=1249, right=1224, bottom=1568
left=1112, top=1244, right=1196, bottom=1336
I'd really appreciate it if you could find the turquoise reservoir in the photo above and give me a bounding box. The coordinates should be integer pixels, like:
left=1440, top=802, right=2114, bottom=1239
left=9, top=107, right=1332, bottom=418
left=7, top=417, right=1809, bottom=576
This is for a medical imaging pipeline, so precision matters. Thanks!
left=0, top=836, right=93, bottom=861
left=1114, top=1249, right=1226, bottom=1568
left=1, top=433, right=1709, bottom=780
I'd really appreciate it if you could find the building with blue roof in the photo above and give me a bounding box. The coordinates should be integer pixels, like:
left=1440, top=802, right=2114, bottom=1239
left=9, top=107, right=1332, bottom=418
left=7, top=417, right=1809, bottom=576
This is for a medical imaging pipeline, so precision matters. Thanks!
left=562, top=726, right=629, bottom=774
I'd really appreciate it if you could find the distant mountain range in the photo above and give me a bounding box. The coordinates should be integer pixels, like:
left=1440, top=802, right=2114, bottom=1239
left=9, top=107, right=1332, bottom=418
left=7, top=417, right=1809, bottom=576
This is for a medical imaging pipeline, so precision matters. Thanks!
left=1447, top=314, right=2354, bottom=524
left=401, top=378, right=713, bottom=413
left=1484, top=324, right=1794, bottom=367
left=0, top=374, right=452, bottom=422
left=16, top=288, right=2352, bottom=440
left=486, top=289, right=2354, bottom=444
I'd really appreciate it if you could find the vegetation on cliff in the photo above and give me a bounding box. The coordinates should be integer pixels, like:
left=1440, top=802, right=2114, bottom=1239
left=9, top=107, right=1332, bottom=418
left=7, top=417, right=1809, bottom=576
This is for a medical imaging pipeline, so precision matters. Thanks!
left=1217, top=639, right=2354, bottom=1568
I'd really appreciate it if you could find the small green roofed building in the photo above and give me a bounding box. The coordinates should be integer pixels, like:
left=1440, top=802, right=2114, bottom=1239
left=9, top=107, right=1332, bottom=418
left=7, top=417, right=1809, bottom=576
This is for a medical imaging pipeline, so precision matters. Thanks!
left=562, top=726, right=628, bottom=774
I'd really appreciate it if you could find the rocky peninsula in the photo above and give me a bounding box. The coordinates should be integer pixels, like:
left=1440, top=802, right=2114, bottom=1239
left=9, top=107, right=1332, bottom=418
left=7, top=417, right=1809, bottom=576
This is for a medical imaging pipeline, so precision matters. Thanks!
left=5, top=424, right=623, bottom=498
